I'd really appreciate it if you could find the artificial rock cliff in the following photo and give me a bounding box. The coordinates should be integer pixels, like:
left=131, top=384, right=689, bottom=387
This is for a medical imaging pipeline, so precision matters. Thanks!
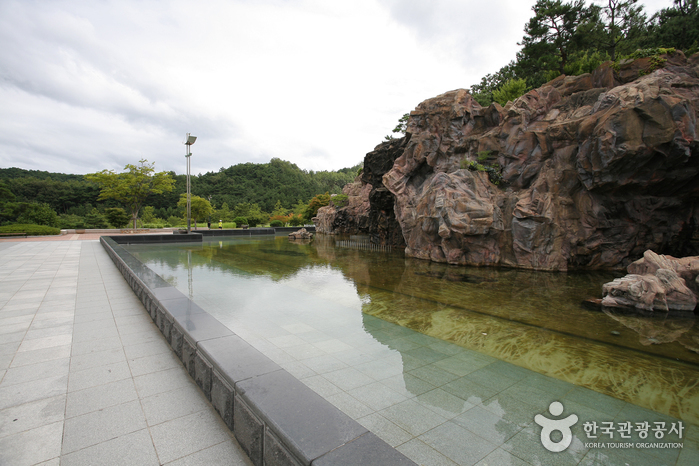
left=317, top=51, right=699, bottom=271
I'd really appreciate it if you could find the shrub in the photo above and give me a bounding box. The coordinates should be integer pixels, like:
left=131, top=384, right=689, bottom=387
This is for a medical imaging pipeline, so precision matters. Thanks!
left=167, top=216, right=183, bottom=226
left=332, top=194, right=349, bottom=208
left=0, top=224, right=60, bottom=236
left=84, top=208, right=108, bottom=229
left=289, top=214, right=304, bottom=226
left=269, top=220, right=283, bottom=227
left=233, top=217, right=248, bottom=226
left=58, top=214, right=85, bottom=229
left=13, top=202, right=58, bottom=227
left=104, top=207, right=130, bottom=228
left=492, top=78, right=529, bottom=106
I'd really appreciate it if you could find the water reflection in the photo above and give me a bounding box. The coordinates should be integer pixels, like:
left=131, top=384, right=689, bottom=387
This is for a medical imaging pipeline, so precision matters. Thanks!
left=126, top=235, right=699, bottom=425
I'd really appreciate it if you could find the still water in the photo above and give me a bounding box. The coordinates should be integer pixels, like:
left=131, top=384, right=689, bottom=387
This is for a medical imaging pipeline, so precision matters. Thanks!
left=125, top=235, right=699, bottom=426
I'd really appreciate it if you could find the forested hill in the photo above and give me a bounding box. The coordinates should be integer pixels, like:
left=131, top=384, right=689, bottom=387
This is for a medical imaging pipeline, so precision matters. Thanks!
left=0, top=158, right=361, bottom=215
left=190, top=158, right=360, bottom=213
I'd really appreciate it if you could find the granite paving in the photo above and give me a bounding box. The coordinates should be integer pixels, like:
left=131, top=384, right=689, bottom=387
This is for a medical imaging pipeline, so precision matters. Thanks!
left=0, top=239, right=252, bottom=466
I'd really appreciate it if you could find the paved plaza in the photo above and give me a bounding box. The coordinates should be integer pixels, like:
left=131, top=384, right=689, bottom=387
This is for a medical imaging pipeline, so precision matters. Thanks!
left=0, top=239, right=252, bottom=465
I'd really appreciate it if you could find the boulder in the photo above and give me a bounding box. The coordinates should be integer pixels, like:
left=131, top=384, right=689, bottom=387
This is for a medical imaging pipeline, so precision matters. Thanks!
left=288, top=228, right=313, bottom=240
left=602, top=249, right=699, bottom=311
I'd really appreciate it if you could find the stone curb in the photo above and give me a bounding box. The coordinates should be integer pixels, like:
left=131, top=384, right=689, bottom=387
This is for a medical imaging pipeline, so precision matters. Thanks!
left=100, top=236, right=415, bottom=466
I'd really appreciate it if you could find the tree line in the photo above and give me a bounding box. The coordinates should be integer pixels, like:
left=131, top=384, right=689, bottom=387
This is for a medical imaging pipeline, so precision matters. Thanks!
left=471, top=0, right=699, bottom=106
left=0, top=158, right=361, bottom=231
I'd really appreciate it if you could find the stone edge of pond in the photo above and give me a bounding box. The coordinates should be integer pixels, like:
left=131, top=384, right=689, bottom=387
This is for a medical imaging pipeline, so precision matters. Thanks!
left=100, top=236, right=416, bottom=466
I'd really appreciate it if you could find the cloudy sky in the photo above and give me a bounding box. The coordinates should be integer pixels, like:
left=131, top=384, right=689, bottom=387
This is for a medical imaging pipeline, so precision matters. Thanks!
left=0, top=0, right=672, bottom=176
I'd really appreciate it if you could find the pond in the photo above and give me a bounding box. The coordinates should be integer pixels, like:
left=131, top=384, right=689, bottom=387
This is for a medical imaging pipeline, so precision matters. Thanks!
left=125, top=234, right=698, bottom=463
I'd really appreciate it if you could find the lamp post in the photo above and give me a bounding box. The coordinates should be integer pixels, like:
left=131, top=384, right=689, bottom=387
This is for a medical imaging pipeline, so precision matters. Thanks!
left=184, top=133, right=197, bottom=234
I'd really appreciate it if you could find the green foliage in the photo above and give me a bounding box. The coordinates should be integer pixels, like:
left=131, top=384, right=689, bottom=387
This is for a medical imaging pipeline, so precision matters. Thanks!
left=304, top=193, right=331, bottom=222
left=289, top=215, right=304, bottom=227
left=1, top=159, right=359, bottom=227
left=0, top=224, right=60, bottom=236
left=625, top=46, right=676, bottom=59
left=460, top=153, right=503, bottom=185
left=167, top=215, right=183, bottom=226
left=213, top=202, right=235, bottom=222
left=271, top=200, right=288, bottom=217
left=233, top=216, right=248, bottom=226
left=269, top=220, right=284, bottom=227
left=104, top=207, right=130, bottom=228
left=84, top=208, right=108, bottom=229
left=0, top=181, right=16, bottom=206
left=492, top=78, right=530, bottom=106
left=470, top=61, right=517, bottom=106
left=140, top=206, right=156, bottom=223
left=177, top=194, right=213, bottom=229
left=470, top=0, right=697, bottom=110
left=517, top=0, right=598, bottom=85
left=86, top=160, right=175, bottom=229
left=232, top=203, right=267, bottom=227
left=57, top=214, right=84, bottom=229
left=332, top=194, right=349, bottom=208
left=385, top=113, right=410, bottom=140
left=194, top=158, right=359, bottom=213
left=642, top=1, right=699, bottom=52
left=2, top=202, right=59, bottom=227
left=563, top=50, right=611, bottom=75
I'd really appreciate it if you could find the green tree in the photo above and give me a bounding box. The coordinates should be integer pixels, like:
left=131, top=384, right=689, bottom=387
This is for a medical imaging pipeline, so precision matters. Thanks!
left=8, top=202, right=59, bottom=227
left=86, top=160, right=175, bottom=229
left=104, top=207, right=130, bottom=228
left=84, top=208, right=108, bottom=229
left=517, top=0, right=599, bottom=87
left=596, top=0, right=647, bottom=60
left=213, top=202, right=234, bottom=222
left=232, top=202, right=268, bottom=227
left=177, top=194, right=213, bottom=230
left=385, top=113, right=410, bottom=140
left=644, top=0, right=699, bottom=53
left=492, top=78, right=530, bottom=106
left=141, top=206, right=156, bottom=224
left=271, top=200, right=288, bottom=217
left=0, top=181, right=16, bottom=207
left=304, top=193, right=331, bottom=222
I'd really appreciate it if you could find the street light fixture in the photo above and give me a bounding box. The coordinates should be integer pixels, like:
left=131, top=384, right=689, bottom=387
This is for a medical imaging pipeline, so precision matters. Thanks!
left=184, top=133, right=197, bottom=234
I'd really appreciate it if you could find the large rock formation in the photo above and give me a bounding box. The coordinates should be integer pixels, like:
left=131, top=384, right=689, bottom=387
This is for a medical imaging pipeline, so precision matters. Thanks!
left=319, top=51, right=699, bottom=271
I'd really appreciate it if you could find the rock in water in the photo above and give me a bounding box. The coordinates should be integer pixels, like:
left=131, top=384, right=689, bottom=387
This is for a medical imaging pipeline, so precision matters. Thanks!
left=317, top=51, right=699, bottom=271
left=602, top=250, right=699, bottom=311
left=288, top=228, right=313, bottom=240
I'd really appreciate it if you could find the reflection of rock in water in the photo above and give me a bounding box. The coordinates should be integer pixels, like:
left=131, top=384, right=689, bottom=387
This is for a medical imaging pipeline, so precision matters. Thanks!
left=603, top=306, right=699, bottom=353
left=414, top=270, right=495, bottom=284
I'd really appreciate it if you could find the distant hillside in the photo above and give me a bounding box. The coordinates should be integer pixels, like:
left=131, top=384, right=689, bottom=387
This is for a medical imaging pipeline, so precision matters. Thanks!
left=0, top=158, right=361, bottom=214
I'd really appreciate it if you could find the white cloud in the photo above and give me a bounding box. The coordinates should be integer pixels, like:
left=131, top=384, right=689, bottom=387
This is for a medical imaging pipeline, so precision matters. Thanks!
left=0, top=0, right=672, bottom=176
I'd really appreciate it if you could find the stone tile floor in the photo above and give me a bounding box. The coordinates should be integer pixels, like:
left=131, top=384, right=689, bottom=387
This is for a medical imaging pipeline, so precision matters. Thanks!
left=0, top=240, right=252, bottom=466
